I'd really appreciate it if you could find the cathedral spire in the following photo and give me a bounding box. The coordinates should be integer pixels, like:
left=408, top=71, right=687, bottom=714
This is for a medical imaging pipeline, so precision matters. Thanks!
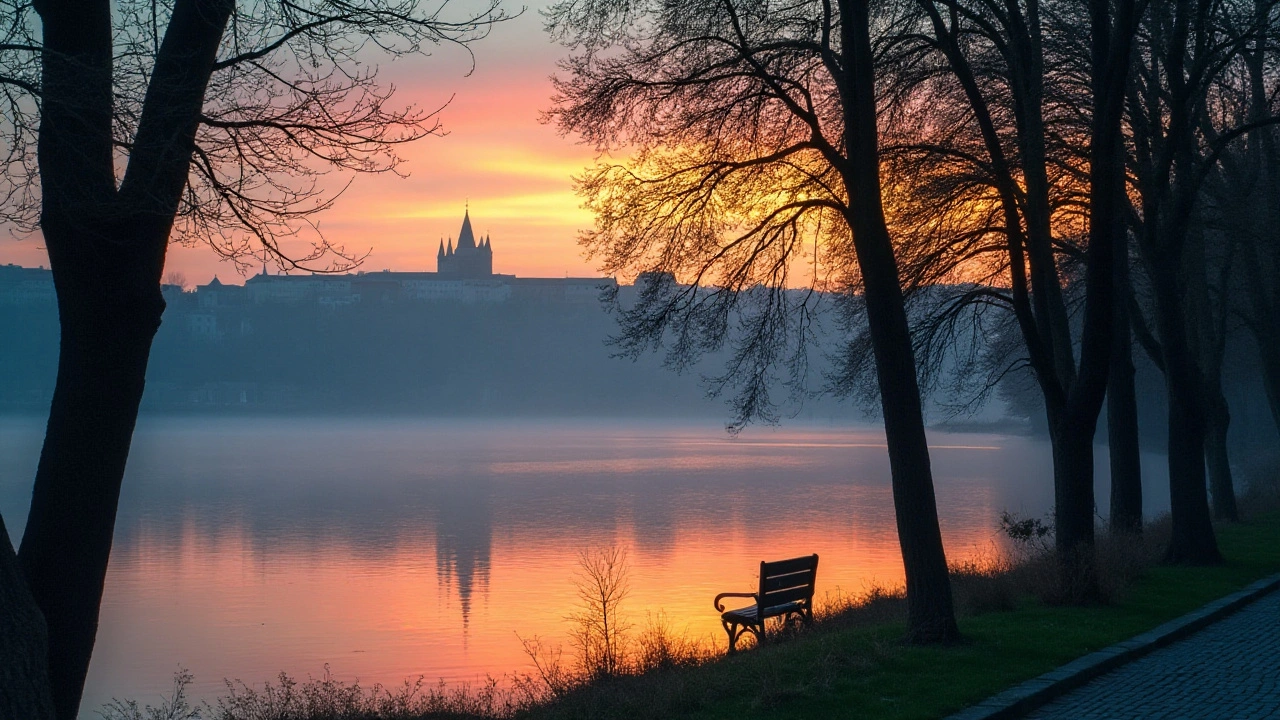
left=457, top=208, right=477, bottom=250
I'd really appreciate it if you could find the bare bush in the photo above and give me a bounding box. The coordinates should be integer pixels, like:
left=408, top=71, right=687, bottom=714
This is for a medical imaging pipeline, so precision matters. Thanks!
left=567, top=546, right=633, bottom=680
left=515, top=635, right=573, bottom=699
left=634, top=611, right=709, bottom=673
left=100, top=669, right=200, bottom=720
left=949, top=550, right=1019, bottom=616
left=99, top=667, right=530, bottom=720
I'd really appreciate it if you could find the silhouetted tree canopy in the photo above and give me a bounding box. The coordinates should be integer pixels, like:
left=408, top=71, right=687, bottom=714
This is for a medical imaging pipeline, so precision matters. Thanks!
left=0, top=1, right=506, bottom=718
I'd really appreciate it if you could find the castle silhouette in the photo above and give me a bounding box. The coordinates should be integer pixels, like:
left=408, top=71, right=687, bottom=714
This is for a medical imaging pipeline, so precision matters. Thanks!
left=437, top=209, right=493, bottom=277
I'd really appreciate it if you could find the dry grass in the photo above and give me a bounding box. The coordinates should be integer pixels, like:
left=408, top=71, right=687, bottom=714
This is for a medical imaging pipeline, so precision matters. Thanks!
left=98, top=668, right=537, bottom=720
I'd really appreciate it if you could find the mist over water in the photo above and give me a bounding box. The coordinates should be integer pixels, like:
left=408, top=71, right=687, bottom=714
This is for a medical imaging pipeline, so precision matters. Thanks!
left=0, top=416, right=1171, bottom=717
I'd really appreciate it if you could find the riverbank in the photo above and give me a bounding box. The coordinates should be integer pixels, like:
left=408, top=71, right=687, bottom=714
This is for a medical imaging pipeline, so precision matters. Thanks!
left=519, top=511, right=1280, bottom=720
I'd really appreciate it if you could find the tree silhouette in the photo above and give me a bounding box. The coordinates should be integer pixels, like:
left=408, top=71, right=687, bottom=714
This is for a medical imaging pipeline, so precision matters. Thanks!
left=860, top=0, right=1141, bottom=590
left=546, top=0, right=960, bottom=642
left=0, top=0, right=504, bottom=716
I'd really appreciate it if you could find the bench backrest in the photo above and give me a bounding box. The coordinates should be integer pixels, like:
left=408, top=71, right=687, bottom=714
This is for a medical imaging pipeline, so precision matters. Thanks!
left=757, top=554, right=819, bottom=612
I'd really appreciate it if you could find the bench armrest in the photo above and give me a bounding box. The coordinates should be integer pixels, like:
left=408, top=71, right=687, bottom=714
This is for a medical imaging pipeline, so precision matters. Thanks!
left=714, top=592, right=757, bottom=612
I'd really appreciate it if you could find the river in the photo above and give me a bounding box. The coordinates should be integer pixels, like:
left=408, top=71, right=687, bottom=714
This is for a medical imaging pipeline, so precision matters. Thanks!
left=0, top=416, right=1172, bottom=716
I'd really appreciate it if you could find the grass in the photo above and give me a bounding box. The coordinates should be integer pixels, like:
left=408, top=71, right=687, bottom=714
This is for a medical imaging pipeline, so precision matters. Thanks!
left=521, top=512, right=1280, bottom=720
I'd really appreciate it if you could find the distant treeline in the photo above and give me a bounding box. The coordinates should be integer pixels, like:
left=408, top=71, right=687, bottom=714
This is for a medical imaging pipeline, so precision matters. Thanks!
left=1, top=292, right=1268, bottom=444
left=0, top=299, right=841, bottom=419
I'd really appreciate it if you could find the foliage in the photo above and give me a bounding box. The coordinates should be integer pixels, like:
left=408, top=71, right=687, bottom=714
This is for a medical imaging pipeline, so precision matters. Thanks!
left=998, top=510, right=1055, bottom=553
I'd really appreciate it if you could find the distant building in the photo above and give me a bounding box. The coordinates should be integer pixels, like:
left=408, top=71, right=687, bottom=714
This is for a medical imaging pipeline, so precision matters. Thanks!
left=437, top=209, right=493, bottom=278
left=243, top=272, right=353, bottom=306
left=510, top=277, right=614, bottom=304
left=197, top=276, right=246, bottom=308
left=174, top=208, right=617, bottom=320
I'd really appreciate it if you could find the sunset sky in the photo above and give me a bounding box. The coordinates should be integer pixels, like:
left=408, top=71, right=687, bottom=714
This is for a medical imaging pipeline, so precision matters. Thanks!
left=0, top=2, right=602, bottom=285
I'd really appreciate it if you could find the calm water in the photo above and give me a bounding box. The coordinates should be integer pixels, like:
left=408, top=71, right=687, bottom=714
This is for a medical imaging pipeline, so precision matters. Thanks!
left=0, top=417, right=1171, bottom=716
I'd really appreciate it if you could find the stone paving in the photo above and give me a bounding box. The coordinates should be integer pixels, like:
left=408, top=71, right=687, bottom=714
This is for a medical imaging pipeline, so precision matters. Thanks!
left=1026, top=590, right=1280, bottom=719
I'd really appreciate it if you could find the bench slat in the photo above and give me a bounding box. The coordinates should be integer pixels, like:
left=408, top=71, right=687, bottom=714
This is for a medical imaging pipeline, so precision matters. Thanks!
left=762, top=569, right=815, bottom=593
left=761, top=554, right=818, bottom=576
left=760, top=584, right=813, bottom=608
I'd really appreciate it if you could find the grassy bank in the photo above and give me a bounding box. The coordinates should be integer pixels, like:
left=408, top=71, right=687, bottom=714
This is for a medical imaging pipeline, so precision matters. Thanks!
left=108, top=511, right=1280, bottom=720
left=517, top=513, right=1280, bottom=720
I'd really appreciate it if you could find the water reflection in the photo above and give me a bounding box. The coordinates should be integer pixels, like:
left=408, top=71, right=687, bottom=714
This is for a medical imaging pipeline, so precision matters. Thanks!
left=433, top=477, right=492, bottom=630
left=0, top=417, right=1172, bottom=717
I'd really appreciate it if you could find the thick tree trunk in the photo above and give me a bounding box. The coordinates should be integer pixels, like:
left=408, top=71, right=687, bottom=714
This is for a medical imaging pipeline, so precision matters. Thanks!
left=860, top=255, right=959, bottom=643
left=841, top=0, right=957, bottom=644
left=1164, top=376, right=1220, bottom=563
left=24, top=0, right=230, bottom=714
left=0, top=514, right=56, bottom=720
left=1156, top=287, right=1221, bottom=563
left=1108, top=266, right=1142, bottom=534
left=1204, top=386, right=1238, bottom=521
left=1051, top=418, right=1098, bottom=598
left=18, top=226, right=165, bottom=720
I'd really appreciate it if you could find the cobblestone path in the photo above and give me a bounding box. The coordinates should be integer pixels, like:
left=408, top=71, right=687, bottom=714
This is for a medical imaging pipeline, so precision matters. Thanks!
left=1026, top=590, right=1280, bottom=719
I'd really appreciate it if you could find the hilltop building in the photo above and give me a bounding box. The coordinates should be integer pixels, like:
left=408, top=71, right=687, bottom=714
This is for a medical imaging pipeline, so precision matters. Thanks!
left=207, top=209, right=615, bottom=308
left=1, top=211, right=618, bottom=315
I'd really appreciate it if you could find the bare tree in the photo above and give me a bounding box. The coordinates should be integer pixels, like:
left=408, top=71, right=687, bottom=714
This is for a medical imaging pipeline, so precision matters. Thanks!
left=1206, top=0, right=1280, bottom=443
left=546, top=0, right=960, bottom=642
left=0, top=0, right=505, bottom=716
left=568, top=546, right=633, bottom=679
left=1121, top=0, right=1280, bottom=554
left=868, top=0, right=1141, bottom=588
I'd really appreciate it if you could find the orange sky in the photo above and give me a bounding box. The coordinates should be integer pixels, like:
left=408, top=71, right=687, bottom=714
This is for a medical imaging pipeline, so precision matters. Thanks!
left=0, top=5, right=601, bottom=285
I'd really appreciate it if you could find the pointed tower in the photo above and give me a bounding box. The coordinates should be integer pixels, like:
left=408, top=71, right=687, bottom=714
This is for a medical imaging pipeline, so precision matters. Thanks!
left=439, top=208, right=494, bottom=277
left=457, top=209, right=477, bottom=250
left=481, top=234, right=493, bottom=274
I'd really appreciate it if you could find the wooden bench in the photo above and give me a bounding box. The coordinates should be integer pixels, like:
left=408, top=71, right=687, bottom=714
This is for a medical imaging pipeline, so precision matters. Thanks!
left=713, top=554, right=818, bottom=652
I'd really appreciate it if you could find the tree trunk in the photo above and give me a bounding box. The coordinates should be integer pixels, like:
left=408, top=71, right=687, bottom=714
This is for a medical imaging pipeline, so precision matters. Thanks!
left=23, top=0, right=230, bottom=713
left=0, top=514, right=56, bottom=720
left=840, top=0, right=957, bottom=644
left=1164, top=375, right=1220, bottom=563
left=1156, top=286, right=1221, bottom=563
left=1051, top=418, right=1098, bottom=599
left=1108, top=262, right=1142, bottom=534
left=860, top=255, right=959, bottom=643
left=18, top=226, right=165, bottom=720
left=1204, top=385, right=1238, bottom=521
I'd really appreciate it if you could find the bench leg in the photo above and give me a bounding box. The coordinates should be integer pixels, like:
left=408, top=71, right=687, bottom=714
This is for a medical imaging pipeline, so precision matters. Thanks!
left=722, top=620, right=765, bottom=653
left=722, top=619, right=742, bottom=653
